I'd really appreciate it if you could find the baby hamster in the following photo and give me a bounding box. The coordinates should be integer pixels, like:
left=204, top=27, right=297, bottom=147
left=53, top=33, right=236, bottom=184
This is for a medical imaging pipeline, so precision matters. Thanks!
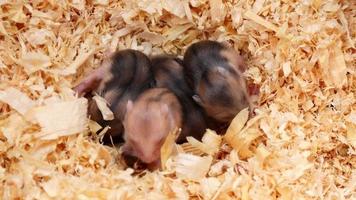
left=122, top=88, right=182, bottom=169
left=74, top=49, right=155, bottom=140
left=183, top=40, right=251, bottom=123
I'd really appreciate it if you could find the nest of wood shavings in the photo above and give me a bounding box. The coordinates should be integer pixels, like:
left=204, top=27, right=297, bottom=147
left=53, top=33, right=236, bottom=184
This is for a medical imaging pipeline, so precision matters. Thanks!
left=0, top=0, right=355, bottom=199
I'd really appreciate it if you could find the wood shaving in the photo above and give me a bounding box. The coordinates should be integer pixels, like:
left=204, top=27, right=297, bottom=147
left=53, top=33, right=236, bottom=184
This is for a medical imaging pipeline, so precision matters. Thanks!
left=0, top=87, right=35, bottom=115
left=186, top=129, right=221, bottom=155
left=92, top=94, right=114, bottom=121
left=244, top=10, right=278, bottom=32
left=26, top=98, right=88, bottom=140
left=0, top=0, right=355, bottom=199
left=209, top=0, right=226, bottom=24
left=15, top=51, right=52, bottom=75
left=224, top=107, right=249, bottom=144
left=173, top=154, right=213, bottom=181
left=161, top=128, right=180, bottom=169
left=346, top=123, right=356, bottom=148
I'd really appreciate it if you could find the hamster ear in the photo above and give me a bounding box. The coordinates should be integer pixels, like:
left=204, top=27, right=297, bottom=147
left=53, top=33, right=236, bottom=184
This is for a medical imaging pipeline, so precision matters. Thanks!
left=192, top=94, right=203, bottom=105
left=126, top=100, right=133, bottom=113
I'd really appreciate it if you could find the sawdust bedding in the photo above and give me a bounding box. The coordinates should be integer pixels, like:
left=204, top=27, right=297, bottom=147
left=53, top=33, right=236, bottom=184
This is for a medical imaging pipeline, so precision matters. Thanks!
left=0, top=0, right=355, bottom=199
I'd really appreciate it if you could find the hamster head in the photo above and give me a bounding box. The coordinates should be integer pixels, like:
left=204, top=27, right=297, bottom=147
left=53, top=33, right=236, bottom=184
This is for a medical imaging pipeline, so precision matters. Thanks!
left=193, top=66, right=251, bottom=122
left=122, top=89, right=182, bottom=166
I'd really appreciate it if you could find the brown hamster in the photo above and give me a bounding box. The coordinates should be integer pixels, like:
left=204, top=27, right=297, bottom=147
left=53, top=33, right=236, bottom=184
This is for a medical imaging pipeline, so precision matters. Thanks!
left=151, top=55, right=207, bottom=142
left=73, top=49, right=155, bottom=141
left=183, top=40, right=251, bottom=124
left=122, top=88, right=182, bottom=169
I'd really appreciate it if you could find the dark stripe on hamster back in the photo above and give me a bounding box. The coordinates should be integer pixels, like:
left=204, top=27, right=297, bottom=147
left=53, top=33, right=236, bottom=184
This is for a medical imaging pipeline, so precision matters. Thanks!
left=151, top=56, right=196, bottom=104
left=103, top=50, right=155, bottom=110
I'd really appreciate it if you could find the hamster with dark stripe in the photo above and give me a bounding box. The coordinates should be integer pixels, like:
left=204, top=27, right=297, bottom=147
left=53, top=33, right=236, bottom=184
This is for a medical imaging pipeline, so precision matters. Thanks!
left=73, top=49, right=155, bottom=140
left=183, top=40, right=251, bottom=124
left=122, top=88, right=182, bottom=169
left=151, top=55, right=207, bottom=142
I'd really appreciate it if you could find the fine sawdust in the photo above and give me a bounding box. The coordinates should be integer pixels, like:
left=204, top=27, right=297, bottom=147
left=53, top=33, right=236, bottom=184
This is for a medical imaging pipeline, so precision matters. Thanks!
left=0, top=0, right=355, bottom=199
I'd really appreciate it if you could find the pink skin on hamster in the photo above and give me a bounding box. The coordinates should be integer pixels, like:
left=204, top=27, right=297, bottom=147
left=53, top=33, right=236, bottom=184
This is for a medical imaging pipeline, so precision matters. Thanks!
left=122, top=88, right=182, bottom=169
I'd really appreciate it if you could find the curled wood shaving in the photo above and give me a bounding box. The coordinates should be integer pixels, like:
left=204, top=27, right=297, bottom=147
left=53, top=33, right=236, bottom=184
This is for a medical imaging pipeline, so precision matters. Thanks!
left=160, top=128, right=180, bottom=169
left=224, top=107, right=249, bottom=145
left=180, top=142, right=205, bottom=156
left=92, top=94, right=114, bottom=121
left=186, top=129, right=222, bottom=155
left=173, top=153, right=213, bottom=181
